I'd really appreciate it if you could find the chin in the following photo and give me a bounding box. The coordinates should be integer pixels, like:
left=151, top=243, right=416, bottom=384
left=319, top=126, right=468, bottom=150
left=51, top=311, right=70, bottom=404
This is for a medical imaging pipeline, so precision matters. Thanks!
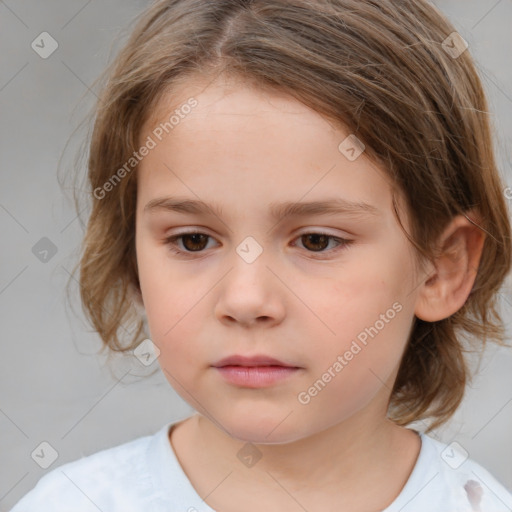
left=218, top=414, right=308, bottom=445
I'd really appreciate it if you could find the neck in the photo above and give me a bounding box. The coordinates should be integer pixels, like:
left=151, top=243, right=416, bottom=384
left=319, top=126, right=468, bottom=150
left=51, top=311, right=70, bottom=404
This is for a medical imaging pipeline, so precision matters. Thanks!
left=182, top=408, right=420, bottom=509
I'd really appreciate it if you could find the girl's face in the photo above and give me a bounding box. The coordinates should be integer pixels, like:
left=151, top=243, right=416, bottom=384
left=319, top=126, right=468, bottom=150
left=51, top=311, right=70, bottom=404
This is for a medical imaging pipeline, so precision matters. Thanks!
left=135, top=75, right=422, bottom=443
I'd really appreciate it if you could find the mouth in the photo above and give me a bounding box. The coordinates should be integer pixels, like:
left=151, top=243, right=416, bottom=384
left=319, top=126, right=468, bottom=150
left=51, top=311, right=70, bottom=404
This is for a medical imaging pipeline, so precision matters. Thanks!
left=212, top=354, right=301, bottom=388
left=212, top=354, right=299, bottom=368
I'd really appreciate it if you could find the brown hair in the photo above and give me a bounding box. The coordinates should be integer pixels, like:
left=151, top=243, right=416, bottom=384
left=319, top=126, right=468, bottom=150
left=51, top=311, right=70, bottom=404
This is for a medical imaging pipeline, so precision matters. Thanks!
left=70, top=0, right=512, bottom=431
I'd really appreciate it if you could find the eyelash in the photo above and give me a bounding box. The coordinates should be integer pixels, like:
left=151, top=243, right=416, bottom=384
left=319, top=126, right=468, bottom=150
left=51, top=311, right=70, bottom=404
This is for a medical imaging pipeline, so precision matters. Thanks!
left=163, top=230, right=354, bottom=258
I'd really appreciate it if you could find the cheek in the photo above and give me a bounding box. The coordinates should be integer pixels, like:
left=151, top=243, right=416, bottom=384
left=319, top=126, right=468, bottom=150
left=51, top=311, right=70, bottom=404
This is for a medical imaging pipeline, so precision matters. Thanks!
left=143, top=287, right=204, bottom=371
left=136, top=250, right=204, bottom=375
left=307, top=257, right=406, bottom=350
left=295, top=297, right=410, bottom=427
left=294, top=249, right=413, bottom=406
left=145, top=295, right=207, bottom=395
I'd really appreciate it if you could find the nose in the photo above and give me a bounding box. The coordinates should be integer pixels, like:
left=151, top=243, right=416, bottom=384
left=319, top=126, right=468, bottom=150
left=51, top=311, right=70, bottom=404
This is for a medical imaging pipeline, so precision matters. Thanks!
left=213, top=250, right=286, bottom=328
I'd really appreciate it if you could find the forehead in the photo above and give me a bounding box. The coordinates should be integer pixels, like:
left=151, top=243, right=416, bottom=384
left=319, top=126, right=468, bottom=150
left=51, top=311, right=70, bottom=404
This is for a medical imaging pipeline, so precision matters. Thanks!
left=136, top=74, right=406, bottom=229
left=142, top=72, right=341, bottom=140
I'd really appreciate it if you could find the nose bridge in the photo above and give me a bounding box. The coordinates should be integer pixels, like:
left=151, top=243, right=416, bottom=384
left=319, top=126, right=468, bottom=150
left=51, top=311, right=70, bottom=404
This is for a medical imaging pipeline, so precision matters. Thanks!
left=224, top=234, right=271, bottom=292
left=214, top=233, right=285, bottom=326
left=235, top=234, right=266, bottom=267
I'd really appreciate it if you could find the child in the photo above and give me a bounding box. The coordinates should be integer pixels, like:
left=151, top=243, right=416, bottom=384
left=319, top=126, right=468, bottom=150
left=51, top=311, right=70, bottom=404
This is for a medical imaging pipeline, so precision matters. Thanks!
left=11, top=0, right=512, bottom=510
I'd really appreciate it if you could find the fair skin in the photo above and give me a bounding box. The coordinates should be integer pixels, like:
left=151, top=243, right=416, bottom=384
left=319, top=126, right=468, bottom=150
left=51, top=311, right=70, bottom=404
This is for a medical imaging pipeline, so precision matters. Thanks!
left=134, top=73, right=485, bottom=512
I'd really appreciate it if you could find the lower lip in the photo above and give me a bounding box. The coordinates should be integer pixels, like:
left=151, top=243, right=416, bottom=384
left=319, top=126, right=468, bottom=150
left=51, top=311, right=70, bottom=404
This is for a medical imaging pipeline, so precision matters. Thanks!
left=214, top=365, right=300, bottom=388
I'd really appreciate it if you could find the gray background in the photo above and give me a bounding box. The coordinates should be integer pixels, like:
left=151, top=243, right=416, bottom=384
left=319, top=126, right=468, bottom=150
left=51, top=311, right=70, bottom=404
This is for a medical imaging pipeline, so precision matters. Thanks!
left=1, top=1, right=511, bottom=510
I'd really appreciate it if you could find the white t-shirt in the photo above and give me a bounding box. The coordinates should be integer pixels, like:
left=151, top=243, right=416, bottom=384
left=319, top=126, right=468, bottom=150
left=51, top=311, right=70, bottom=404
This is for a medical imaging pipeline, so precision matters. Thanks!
left=10, top=419, right=512, bottom=512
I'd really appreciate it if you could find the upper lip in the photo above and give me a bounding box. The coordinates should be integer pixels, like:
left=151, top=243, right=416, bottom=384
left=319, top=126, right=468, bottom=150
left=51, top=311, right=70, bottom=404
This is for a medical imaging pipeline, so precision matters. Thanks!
left=212, top=354, right=298, bottom=368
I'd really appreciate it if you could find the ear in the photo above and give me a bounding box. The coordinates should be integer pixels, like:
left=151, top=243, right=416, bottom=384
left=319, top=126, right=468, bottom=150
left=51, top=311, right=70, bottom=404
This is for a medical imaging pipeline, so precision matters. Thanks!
left=414, top=210, right=486, bottom=322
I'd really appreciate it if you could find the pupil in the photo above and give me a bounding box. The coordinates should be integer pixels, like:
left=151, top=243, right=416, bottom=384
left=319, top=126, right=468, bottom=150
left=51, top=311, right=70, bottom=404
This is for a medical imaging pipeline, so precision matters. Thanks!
left=181, top=234, right=330, bottom=252
left=304, top=234, right=328, bottom=251
left=184, top=234, right=207, bottom=251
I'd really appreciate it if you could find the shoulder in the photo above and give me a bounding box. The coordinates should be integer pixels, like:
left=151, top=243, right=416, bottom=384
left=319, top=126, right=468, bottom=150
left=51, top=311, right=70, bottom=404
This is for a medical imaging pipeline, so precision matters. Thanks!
left=401, top=433, right=512, bottom=512
left=10, top=430, right=157, bottom=512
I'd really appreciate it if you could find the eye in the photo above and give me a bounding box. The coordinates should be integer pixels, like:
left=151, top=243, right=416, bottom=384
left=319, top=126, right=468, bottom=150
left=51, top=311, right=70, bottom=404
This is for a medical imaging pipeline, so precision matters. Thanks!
left=291, top=232, right=353, bottom=257
left=164, top=231, right=216, bottom=255
left=163, top=231, right=353, bottom=257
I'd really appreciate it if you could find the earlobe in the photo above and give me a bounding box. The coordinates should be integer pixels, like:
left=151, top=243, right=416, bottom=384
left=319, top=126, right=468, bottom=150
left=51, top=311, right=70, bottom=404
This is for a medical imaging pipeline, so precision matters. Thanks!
left=414, top=211, right=485, bottom=322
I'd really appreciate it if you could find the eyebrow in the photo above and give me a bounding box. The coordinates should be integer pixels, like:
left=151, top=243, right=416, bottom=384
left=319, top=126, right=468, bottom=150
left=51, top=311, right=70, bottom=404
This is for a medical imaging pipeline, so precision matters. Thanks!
left=144, top=196, right=380, bottom=220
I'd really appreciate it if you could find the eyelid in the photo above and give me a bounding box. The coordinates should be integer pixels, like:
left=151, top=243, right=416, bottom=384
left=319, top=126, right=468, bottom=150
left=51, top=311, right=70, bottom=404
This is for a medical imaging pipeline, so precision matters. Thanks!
left=163, top=228, right=354, bottom=258
left=293, top=226, right=352, bottom=238
left=166, top=226, right=351, bottom=238
left=291, top=231, right=353, bottom=258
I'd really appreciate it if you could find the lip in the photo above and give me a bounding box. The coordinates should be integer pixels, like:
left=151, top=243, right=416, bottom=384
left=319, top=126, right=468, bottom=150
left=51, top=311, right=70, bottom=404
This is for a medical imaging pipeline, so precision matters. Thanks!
left=214, top=366, right=300, bottom=388
left=212, top=354, right=297, bottom=368
left=212, top=354, right=301, bottom=388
